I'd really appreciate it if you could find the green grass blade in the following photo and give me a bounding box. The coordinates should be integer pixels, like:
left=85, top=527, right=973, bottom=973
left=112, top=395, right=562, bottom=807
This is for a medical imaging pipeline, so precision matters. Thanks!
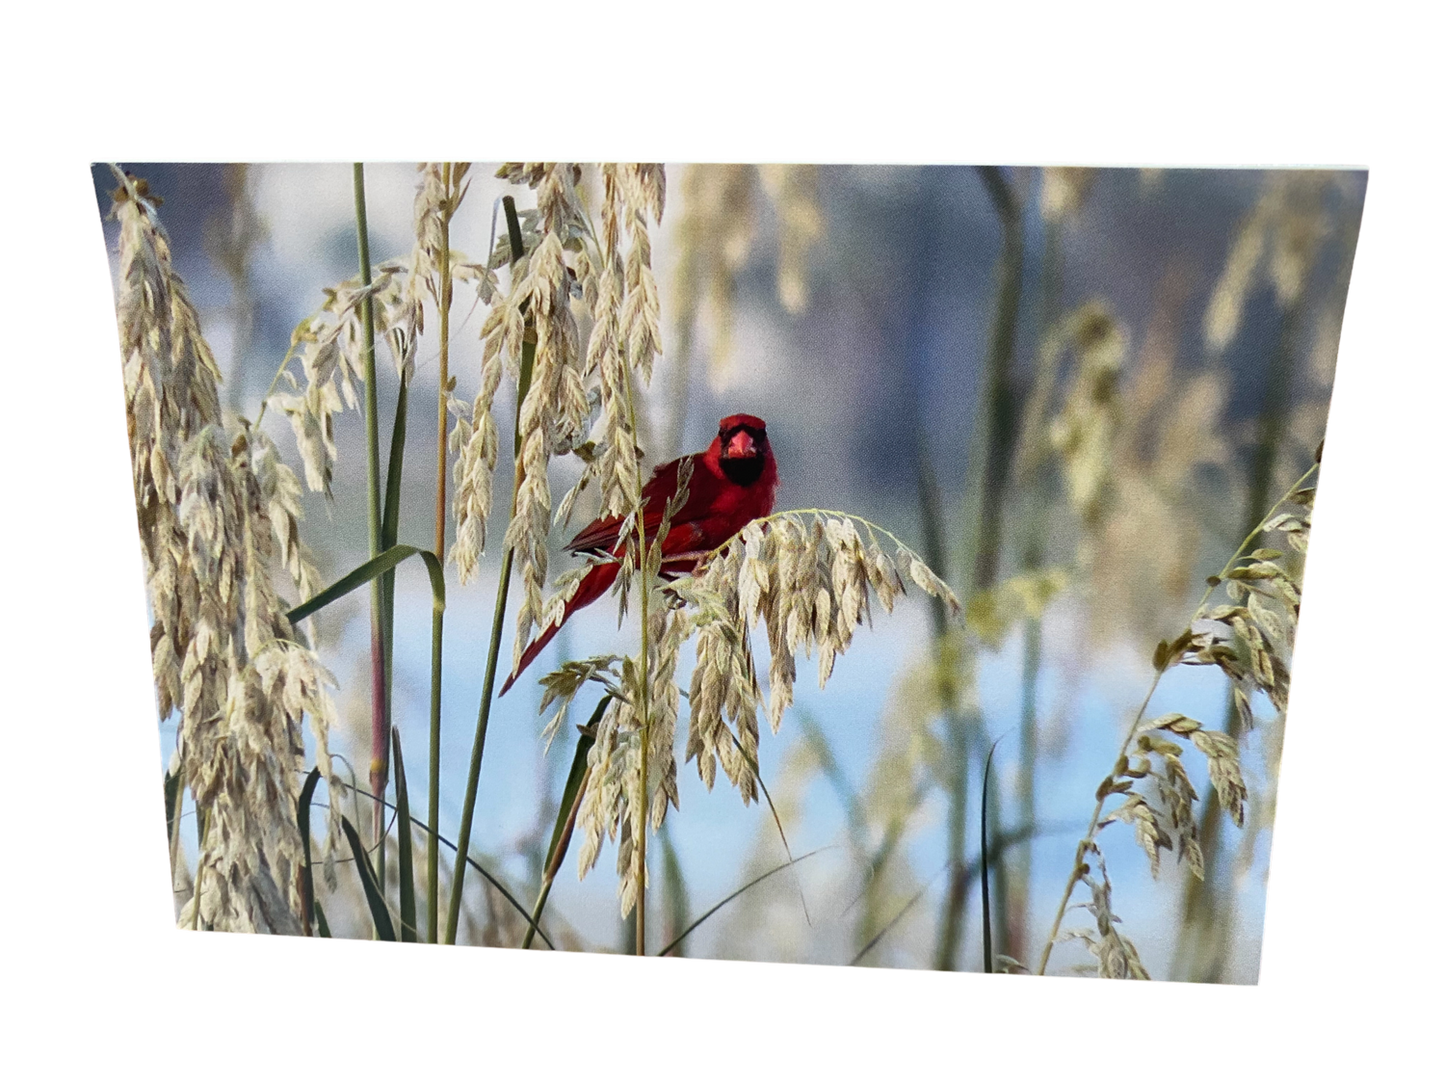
left=312, top=775, right=553, bottom=949
left=315, top=902, right=332, bottom=938
left=660, top=826, right=688, bottom=958
left=545, top=699, right=604, bottom=864
left=289, top=536, right=446, bottom=913
left=163, top=768, right=181, bottom=849
left=297, top=767, right=322, bottom=936
left=981, top=734, right=1005, bottom=974
left=165, top=767, right=186, bottom=905
left=854, top=819, right=1043, bottom=967
left=341, top=814, right=396, bottom=942
left=383, top=376, right=408, bottom=551
left=376, top=374, right=409, bottom=888
left=380, top=374, right=409, bottom=785
left=502, top=194, right=524, bottom=268
left=391, top=727, right=416, bottom=943
left=415, top=550, right=445, bottom=608
left=286, top=544, right=423, bottom=624
left=521, top=696, right=606, bottom=949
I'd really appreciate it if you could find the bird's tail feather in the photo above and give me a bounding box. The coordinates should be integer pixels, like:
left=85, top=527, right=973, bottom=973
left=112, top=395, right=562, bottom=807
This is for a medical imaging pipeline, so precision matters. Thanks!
left=499, top=560, right=620, bottom=696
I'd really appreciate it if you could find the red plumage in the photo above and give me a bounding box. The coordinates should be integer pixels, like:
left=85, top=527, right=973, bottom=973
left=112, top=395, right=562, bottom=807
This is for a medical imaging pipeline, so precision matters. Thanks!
left=500, top=413, right=778, bottom=695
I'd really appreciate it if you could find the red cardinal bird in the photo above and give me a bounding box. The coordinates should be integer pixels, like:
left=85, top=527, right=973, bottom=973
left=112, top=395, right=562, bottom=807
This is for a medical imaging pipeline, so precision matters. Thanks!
left=501, top=413, right=778, bottom=695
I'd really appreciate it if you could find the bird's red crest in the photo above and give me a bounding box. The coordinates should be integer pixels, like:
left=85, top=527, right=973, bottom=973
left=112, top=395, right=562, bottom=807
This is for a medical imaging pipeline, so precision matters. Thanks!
left=719, top=413, right=767, bottom=433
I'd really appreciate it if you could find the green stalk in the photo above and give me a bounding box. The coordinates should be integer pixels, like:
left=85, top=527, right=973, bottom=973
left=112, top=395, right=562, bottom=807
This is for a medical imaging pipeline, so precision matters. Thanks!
left=931, top=167, right=1026, bottom=971
left=353, top=164, right=390, bottom=880
left=445, top=196, right=531, bottom=945
left=288, top=542, right=444, bottom=943
left=444, top=343, right=530, bottom=945
left=894, top=179, right=978, bottom=972
left=430, top=163, right=455, bottom=945
left=968, top=165, right=1027, bottom=590
left=426, top=555, right=444, bottom=943
left=1011, top=207, right=1064, bottom=963
left=1015, top=617, right=1042, bottom=944
left=971, top=168, right=1025, bottom=969
left=917, top=446, right=970, bottom=972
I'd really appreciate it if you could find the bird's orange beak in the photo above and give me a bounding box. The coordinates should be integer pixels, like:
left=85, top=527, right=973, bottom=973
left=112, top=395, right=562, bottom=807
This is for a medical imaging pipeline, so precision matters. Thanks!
left=724, top=429, right=759, bottom=458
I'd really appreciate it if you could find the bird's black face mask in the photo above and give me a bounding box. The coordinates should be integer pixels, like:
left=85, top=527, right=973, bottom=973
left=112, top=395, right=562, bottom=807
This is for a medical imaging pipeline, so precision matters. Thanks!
left=719, top=423, right=767, bottom=486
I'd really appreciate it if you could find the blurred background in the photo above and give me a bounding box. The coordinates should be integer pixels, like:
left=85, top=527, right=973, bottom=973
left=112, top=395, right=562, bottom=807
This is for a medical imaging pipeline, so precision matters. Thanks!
left=93, top=162, right=1364, bottom=982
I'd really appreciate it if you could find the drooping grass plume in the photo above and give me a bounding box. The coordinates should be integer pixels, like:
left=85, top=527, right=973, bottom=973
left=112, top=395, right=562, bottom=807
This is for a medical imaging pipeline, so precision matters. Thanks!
left=547, top=509, right=959, bottom=919
left=1178, top=172, right=1341, bottom=981
left=110, top=168, right=345, bottom=931
left=1037, top=464, right=1317, bottom=978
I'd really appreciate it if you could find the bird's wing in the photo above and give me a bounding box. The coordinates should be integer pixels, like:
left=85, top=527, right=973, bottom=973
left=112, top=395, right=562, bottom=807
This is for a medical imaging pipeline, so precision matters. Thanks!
left=658, top=518, right=708, bottom=556
left=566, top=512, right=627, bottom=556
left=566, top=455, right=696, bottom=555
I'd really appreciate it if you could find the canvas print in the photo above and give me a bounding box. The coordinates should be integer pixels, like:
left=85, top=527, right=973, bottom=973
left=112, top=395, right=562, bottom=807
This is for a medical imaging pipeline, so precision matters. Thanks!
left=94, top=162, right=1364, bottom=981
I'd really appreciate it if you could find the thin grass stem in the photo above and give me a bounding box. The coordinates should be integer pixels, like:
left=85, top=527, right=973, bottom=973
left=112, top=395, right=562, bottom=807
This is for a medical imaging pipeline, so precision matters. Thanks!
left=1035, top=462, right=1319, bottom=976
left=311, top=779, right=555, bottom=949
left=353, top=165, right=391, bottom=885
left=657, top=848, right=830, bottom=958
left=429, top=162, right=457, bottom=946
left=445, top=196, right=531, bottom=945
left=620, top=331, right=651, bottom=957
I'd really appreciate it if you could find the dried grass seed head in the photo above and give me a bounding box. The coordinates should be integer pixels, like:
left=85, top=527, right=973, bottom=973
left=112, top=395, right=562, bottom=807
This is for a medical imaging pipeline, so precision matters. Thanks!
left=111, top=171, right=345, bottom=932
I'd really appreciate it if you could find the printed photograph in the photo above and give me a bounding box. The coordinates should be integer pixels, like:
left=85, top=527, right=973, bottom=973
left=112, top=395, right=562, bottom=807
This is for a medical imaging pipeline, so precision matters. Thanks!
left=93, top=161, right=1365, bottom=981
